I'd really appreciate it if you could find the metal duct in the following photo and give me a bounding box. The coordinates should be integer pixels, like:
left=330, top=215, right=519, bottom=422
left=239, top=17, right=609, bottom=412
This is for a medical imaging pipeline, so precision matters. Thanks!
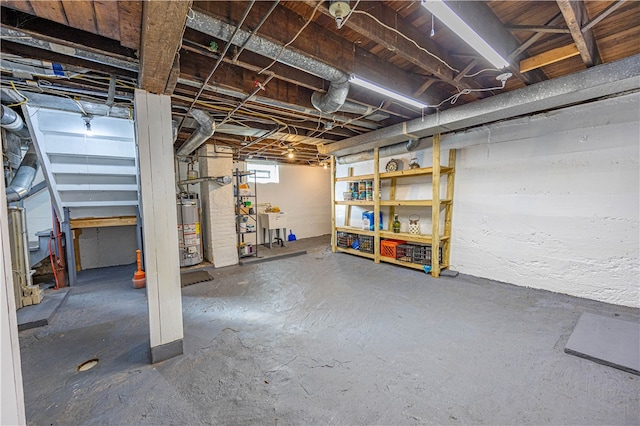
left=337, top=138, right=429, bottom=164
left=311, top=78, right=350, bottom=114
left=1, top=104, right=30, bottom=139
left=6, top=144, right=38, bottom=203
left=177, top=78, right=386, bottom=128
left=187, top=10, right=351, bottom=114
left=176, top=109, right=216, bottom=157
left=322, top=54, right=640, bottom=156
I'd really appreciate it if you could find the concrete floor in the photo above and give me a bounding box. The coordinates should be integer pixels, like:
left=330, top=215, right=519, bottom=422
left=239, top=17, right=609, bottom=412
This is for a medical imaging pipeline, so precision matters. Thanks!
left=19, top=235, right=640, bottom=425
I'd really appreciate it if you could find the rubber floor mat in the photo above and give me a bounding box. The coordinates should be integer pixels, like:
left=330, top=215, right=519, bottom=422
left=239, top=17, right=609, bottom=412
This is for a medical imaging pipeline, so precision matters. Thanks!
left=180, top=270, right=213, bottom=287
left=565, top=312, right=640, bottom=375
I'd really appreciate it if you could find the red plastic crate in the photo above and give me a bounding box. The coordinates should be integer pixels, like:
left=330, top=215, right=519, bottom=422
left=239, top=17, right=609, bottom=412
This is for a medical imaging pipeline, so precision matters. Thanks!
left=380, top=239, right=406, bottom=258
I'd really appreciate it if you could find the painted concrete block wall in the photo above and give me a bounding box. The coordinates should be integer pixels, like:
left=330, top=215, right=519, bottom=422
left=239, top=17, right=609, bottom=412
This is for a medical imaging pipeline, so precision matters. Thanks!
left=449, top=93, right=639, bottom=308
left=199, top=145, right=238, bottom=267
left=78, top=226, right=137, bottom=269
left=255, top=164, right=331, bottom=241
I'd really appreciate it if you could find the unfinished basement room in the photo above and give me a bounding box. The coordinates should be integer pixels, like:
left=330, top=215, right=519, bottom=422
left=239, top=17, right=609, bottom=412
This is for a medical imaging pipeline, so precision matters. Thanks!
left=1, top=1, right=639, bottom=425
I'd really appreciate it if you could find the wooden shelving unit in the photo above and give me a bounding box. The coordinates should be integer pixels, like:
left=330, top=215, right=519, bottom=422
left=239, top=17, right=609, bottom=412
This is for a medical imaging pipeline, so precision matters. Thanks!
left=331, top=134, right=456, bottom=277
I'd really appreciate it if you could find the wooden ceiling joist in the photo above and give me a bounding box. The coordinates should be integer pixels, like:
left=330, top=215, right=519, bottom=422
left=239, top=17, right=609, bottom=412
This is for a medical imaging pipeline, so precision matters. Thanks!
left=556, top=0, right=602, bottom=67
left=520, top=44, right=580, bottom=73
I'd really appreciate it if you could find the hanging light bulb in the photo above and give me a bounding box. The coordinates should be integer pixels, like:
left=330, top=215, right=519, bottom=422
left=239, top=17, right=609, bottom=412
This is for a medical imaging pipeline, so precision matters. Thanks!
left=287, top=148, right=294, bottom=159
left=323, top=162, right=328, bottom=169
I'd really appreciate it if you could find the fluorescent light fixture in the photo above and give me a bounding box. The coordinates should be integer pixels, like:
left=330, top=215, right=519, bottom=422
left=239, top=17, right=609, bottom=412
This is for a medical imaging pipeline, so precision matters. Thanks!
left=421, top=0, right=509, bottom=69
left=349, top=75, right=429, bottom=109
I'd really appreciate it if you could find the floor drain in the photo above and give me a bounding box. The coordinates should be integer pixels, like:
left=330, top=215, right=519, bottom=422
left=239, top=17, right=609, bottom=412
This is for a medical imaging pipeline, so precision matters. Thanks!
left=77, top=359, right=99, bottom=372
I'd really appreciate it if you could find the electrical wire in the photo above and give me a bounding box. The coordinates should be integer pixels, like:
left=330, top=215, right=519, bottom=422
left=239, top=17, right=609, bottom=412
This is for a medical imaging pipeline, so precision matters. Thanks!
left=257, top=1, right=323, bottom=75
left=339, top=0, right=361, bottom=28
left=430, top=80, right=509, bottom=109
left=351, top=10, right=459, bottom=73
left=7, top=81, right=28, bottom=107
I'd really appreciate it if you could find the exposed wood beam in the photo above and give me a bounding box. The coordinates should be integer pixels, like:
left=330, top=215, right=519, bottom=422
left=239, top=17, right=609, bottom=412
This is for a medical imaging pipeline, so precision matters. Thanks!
left=520, top=44, right=580, bottom=73
left=454, top=59, right=480, bottom=82
left=70, top=216, right=137, bottom=229
left=194, top=2, right=454, bottom=107
left=505, top=25, right=570, bottom=34
left=413, top=79, right=436, bottom=97
left=582, top=0, right=628, bottom=32
left=509, top=13, right=566, bottom=60
left=0, top=40, right=137, bottom=78
left=556, top=0, right=602, bottom=66
left=427, top=1, right=546, bottom=85
left=117, top=1, right=142, bottom=50
left=138, top=0, right=192, bottom=94
left=295, top=1, right=498, bottom=97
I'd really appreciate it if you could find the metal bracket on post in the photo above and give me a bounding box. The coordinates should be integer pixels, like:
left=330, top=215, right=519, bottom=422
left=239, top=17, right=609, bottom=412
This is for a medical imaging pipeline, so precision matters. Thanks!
left=62, top=207, right=77, bottom=286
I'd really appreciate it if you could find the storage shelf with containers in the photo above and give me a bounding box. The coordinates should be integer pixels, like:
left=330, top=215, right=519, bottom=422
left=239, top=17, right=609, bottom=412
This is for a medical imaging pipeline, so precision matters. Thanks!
left=331, top=134, right=455, bottom=277
left=234, top=170, right=258, bottom=259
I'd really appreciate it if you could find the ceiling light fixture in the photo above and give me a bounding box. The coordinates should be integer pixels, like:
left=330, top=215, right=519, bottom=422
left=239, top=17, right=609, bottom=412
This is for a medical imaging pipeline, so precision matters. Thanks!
left=83, top=115, right=93, bottom=136
left=287, top=147, right=294, bottom=159
left=421, top=0, right=509, bottom=69
left=349, top=75, right=429, bottom=109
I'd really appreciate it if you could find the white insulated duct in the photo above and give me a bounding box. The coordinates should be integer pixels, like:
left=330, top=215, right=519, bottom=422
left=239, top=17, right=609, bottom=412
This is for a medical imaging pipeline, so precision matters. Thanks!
left=176, top=109, right=216, bottom=157
left=187, top=10, right=351, bottom=114
left=323, top=54, right=640, bottom=156
left=5, top=144, right=38, bottom=203
left=2, top=105, right=39, bottom=202
left=1, top=104, right=30, bottom=139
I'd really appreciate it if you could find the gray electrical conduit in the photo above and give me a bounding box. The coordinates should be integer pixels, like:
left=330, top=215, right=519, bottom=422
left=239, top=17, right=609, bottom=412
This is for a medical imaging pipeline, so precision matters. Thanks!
left=2, top=105, right=39, bottom=202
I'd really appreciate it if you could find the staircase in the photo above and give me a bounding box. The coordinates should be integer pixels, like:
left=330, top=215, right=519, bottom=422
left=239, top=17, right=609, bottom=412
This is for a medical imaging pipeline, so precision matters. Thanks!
left=23, top=105, right=139, bottom=282
left=24, top=105, right=139, bottom=220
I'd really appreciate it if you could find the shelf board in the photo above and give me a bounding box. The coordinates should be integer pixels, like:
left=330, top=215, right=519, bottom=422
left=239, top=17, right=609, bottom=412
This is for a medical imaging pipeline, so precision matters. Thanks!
left=380, top=166, right=453, bottom=179
left=335, top=200, right=375, bottom=206
left=239, top=231, right=257, bottom=234
left=335, top=246, right=376, bottom=259
left=378, top=231, right=450, bottom=244
left=379, top=256, right=448, bottom=271
left=379, top=199, right=452, bottom=207
left=335, top=174, right=374, bottom=182
left=335, top=226, right=375, bottom=236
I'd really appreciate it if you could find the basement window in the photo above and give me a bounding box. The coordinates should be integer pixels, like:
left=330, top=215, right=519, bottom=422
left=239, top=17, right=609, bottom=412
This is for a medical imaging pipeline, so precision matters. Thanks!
left=246, top=162, right=279, bottom=184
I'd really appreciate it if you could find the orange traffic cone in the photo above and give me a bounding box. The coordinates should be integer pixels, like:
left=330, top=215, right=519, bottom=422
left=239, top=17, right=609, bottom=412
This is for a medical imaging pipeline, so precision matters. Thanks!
left=132, top=249, right=146, bottom=289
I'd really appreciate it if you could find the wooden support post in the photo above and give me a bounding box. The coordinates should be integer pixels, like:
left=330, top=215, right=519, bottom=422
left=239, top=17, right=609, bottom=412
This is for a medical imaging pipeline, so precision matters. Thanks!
left=431, top=134, right=441, bottom=277
left=443, top=149, right=457, bottom=268
left=345, top=167, right=354, bottom=227
left=387, top=177, right=397, bottom=231
left=73, top=229, right=82, bottom=272
left=331, top=156, right=336, bottom=253
left=1, top=166, right=26, bottom=425
left=373, top=148, right=380, bottom=263
left=134, top=89, right=184, bottom=364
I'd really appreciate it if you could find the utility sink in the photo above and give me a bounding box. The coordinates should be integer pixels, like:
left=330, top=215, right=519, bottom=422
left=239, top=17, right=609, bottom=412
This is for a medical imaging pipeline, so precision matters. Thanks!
left=259, top=212, right=287, bottom=229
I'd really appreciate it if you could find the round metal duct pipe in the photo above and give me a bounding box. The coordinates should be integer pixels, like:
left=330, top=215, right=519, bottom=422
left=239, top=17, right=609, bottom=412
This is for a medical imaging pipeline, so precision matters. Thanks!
left=6, top=144, right=38, bottom=203
left=1, top=104, right=30, bottom=139
left=336, top=138, right=430, bottom=164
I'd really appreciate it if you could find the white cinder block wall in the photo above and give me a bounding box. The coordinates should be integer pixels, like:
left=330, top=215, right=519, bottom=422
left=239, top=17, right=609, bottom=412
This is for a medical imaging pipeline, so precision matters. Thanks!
left=335, top=93, right=639, bottom=308
left=256, top=164, right=331, bottom=241
left=199, top=145, right=238, bottom=267
left=450, top=93, right=639, bottom=308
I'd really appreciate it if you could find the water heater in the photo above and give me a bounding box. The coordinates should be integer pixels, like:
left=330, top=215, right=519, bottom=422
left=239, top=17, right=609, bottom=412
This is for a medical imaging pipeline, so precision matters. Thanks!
left=177, top=196, right=203, bottom=267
